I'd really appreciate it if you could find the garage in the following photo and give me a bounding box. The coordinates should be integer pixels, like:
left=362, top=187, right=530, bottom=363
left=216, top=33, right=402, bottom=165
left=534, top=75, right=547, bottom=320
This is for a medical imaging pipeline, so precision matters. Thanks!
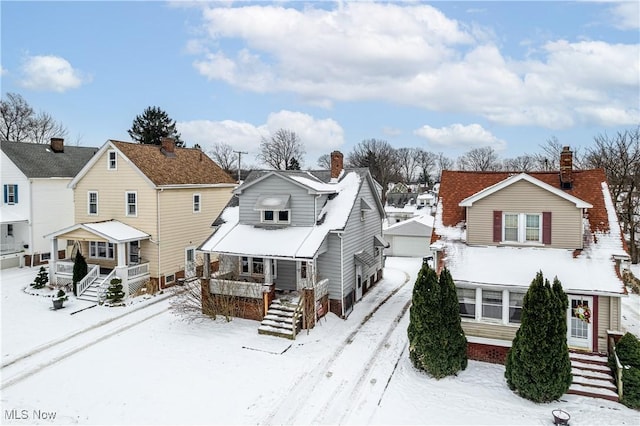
left=383, top=215, right=434, bottom=257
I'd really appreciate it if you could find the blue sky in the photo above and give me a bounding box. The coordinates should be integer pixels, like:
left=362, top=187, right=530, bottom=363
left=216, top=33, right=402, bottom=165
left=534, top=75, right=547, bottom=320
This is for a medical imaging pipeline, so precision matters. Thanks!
left=1, top=1, right=638, bottom=168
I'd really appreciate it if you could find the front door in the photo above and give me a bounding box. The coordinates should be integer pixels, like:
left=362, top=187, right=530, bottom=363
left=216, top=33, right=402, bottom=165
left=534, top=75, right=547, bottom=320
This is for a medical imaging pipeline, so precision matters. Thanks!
left=128, top=240, right=140, bottom=264
left=185, top=247, right=196, bottom=280
left=567, top=295, right=593, bottom=350
left=355, top=265, right=363, bottom=301
left=297, top=261, right=310, bottom=290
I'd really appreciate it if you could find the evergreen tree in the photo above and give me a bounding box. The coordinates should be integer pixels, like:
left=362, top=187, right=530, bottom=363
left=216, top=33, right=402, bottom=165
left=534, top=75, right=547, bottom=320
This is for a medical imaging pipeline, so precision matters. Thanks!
left=128, top=106, right=183, bottom=147
left=287, top=157, right=301, bottom=170
left=31, top=266, right=48, bottom=289
left=105, top=277, right=125, bottom=304
left=72, top=251, right=88, bottom=296
left=505, top=271, right=571, bottom=402
left=408, top=263, right=467, bottom=379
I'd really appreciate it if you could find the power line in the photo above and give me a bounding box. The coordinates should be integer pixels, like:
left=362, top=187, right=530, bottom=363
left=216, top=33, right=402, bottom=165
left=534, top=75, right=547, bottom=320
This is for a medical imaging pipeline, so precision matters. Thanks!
left=234, top=150, right=248, bottom=183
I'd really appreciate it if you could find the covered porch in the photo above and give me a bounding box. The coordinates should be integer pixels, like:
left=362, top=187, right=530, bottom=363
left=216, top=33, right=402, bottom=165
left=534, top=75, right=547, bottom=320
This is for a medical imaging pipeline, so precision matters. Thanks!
left=46, top=220, right=152, bottom=301
left=0, top=212, right=29, bottom=269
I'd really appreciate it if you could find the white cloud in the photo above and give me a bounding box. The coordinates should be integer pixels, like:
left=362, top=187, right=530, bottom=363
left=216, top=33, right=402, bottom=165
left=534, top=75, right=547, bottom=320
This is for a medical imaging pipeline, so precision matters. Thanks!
left=19, top=55, right=89, bottom=92
left=177, top=110, right=345, bottom=168
left=414, top=123, right=506, bottom=151
left=0, top=65, right=7, bottom=76
left=188, top=2, right=639, bottom=130
left=609, top=1, right=640, bottom=30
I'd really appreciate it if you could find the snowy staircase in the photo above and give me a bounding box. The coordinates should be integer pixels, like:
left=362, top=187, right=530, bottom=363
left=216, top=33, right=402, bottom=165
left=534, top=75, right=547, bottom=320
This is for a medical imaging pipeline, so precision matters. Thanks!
left=258, top=299, right=302, bottom=340
left=77, top=274, right=109, bottom=303
left=568, top=351, right=619, bottom=402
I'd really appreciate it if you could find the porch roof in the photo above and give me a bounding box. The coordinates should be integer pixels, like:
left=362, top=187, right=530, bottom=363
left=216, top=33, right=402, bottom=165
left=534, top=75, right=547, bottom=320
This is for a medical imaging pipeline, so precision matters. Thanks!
left=46, top=220, right=150, bottom=243
left=0, top=209, right=29, bottom=224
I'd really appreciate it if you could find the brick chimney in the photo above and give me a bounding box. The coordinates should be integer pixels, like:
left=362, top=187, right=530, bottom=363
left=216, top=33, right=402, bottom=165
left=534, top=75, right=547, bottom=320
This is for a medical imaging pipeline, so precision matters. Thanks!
left=50, top=137, right=64, bottom=153
left=160, top=137, right=176, bottom=157
left=330, top=151, right=344, bottom=179
left=559, top=146, right=573, bottom=189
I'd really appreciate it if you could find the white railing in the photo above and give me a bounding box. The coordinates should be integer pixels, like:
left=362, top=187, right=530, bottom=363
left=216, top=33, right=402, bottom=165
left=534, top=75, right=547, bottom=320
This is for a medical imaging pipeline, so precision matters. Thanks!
left=56, top=261, right=75, bottom=275
left=313, top=278, right=329, bottom=302
left=210, top=279, right=263, bottom=299
left=0, top=241, right=22, bottom=253
left=127, top=262, right=149, bottom=279
left=96, top=269, right=117, bottom=303
left=77, top=265, right=100, bottom=297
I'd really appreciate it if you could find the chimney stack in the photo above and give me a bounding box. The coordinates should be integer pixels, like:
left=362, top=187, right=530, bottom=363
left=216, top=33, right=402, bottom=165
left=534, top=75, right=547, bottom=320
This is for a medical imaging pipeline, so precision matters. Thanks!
left=160, top=137, right=176, bottom=157
left=50, top=137, right=64, bottom=153
left=559, top=146, right=573, bottom=189
left=330, top=151, right=344, bottom=179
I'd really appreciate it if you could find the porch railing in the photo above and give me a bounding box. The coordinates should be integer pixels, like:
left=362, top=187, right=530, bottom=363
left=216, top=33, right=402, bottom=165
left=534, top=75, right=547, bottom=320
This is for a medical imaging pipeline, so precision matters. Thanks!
left=313, top=278, right=329, bottom=302
left=210, top=279, right=263, bottom=299
left=54, top=261, right=99, bottom=287
left=609, top=336, right=624, bottom=400
left=77, top=265, right=100, bottom=297
left=96, top=269, right=117, bottom=303
left=127, top=262, right=149, bottom=280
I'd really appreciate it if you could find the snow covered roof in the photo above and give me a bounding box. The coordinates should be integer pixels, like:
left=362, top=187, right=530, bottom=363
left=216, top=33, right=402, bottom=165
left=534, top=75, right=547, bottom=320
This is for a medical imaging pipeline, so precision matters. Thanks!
left=432, top=170, right=628, bottom=295
left=384, top=215, right=434, bottom=237
left=199, top=171, right=362, bottom=259
left=46, top=220, right=150, bottom=243
left=0, top=209, right=29, bottom=224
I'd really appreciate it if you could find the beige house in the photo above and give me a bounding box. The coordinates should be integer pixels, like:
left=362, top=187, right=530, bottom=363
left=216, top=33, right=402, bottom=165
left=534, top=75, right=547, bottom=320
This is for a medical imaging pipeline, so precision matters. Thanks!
left=48, top=138, right=235, bottom=301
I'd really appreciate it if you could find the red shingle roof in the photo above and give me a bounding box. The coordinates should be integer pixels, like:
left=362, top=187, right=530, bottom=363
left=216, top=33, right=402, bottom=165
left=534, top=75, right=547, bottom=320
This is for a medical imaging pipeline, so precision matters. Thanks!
left=437, top=169, right=610, bottom=235
left=110, top=140, right=236, bottom=186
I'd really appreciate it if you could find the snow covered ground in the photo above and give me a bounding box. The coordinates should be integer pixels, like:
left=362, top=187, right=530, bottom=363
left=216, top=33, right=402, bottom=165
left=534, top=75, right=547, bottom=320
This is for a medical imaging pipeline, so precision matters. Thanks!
left=1, top=259, right=639, bottom=425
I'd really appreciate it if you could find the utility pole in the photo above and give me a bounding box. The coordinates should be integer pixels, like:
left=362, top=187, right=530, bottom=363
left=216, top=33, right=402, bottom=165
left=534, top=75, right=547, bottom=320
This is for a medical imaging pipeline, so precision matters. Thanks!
left=234, top=150, right=248, bottom=183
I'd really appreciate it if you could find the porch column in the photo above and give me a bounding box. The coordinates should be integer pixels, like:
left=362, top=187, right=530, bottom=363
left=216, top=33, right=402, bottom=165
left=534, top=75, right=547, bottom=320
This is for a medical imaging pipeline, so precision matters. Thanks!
left=116, top=242, right=126, bottom=268
left=264, top=258, right=273, bottom=285
left=49, top=237, right=59, bottom=284
left=309, top=260, right=316, bottom=286
left=202, top=252, right=211, bottom=278
left=115, top=242, right=128, bottom=296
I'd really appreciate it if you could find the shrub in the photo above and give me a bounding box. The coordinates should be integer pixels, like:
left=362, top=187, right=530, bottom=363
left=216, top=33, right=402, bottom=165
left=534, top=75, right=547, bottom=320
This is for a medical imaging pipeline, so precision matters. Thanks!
left=621, top=367, right=640, bottom=410
left=72, top=251, right=88, bottom=296
left=31, top=266, right=49, bottom=289
left=616, top=332, right=640, bottom=369
left=105, top=278, right=125, bottom=304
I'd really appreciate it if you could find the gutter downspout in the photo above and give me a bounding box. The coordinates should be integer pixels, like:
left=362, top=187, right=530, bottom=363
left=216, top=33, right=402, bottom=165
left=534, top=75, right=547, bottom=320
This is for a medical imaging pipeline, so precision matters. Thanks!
left=337, top=231, right=344, bottom=318
left=157, top=188, right=162, bottom=290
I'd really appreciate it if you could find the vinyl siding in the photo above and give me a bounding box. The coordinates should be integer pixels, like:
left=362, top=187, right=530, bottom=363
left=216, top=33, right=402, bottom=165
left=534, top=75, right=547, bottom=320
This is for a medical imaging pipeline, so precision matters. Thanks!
left=275, top=260, right=297, bottom=291
left=317, top=233, right=343, bottom=299
left=597, top=295, right=622, bottom=352
left=466, top=180, right=583, bottom=249
left=31, top=179, right=74, bottom=254
left=158, top=187, right=233, bottom=279
left=462, top=321, right=519, bottom=341
left=238, top=175, right=316, bottom=226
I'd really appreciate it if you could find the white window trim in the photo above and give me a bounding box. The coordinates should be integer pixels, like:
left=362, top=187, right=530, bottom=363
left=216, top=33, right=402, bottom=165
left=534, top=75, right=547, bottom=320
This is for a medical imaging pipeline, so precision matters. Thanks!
left=6, top=184, right=17, bottom=204
left=125, top=191, right=138, bottom=217
left=89, top=241, right=115, bottom=259
left=502, top=212, right=542, bottom=244
left=459, top=286, right=525, bottom=326
left=193, top=193, right=201, bottom=213
left=88, top=191, right=98, bottom=215
left=240, top=256, right=277, bottom=277
left=260, top=209, right=291, bottom=224
left=107, top=150, right=117, bottom=170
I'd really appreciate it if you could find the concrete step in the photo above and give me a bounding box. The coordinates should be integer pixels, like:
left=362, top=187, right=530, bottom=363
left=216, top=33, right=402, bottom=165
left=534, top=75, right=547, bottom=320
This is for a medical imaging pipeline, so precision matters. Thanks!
left=571, top=375, right=617, bottom=392
left=568, top=383, right=618, bottom=402
left=264, top=314, right=294, bottom=324
left=258, top=325, right=295, bottom=340
left=571, top=367, right=613, bottom=381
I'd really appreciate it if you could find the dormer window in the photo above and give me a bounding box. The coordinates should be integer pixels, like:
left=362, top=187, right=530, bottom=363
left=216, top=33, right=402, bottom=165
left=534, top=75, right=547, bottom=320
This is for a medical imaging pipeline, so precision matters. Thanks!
left=255, top=194, right=291, bottom=224
left=494, top=210, right=551, bottom=245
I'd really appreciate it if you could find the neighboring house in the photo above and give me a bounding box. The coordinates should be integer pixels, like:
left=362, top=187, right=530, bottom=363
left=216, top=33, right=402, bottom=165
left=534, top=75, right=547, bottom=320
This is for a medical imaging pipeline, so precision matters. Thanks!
left=384, top=214, right=434, bottom=258
left=199, top=151, right=388, bottom=325
left=0, top=138, right=98, bottom=269
left=431, top=147, right=630, bottom=363
left=47, top=138, right=235, bottom=301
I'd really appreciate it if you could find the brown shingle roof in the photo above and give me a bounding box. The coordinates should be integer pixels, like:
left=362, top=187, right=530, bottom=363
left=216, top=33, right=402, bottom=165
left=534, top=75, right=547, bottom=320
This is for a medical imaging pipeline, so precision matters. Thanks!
left=110, top=140, right=235, bottom=186
left=437, top=169, right=610, bottom=234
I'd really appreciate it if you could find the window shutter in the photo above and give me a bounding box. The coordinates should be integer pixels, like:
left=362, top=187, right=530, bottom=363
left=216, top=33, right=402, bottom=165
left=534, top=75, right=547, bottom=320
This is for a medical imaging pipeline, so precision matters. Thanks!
left=493, top=210, right=502, bottom=242
left=13, top=185, right=18, bottom=203
left=3, top=185, right=7, bottom=203
left=542, top=211, right=552, bottom=245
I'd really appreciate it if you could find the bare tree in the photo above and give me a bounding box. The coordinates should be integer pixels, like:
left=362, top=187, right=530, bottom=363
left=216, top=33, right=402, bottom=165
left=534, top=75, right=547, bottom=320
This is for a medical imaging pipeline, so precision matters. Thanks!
left=532, top=136, right=584, bottom=170
left=0, top=92, right=67, bottom=143
left=396, top=147, right=423, bottom=183
left=417, top=150, right=438, bottom=186
left=257, top=128, right=305, bottom=170
left=347, top=138, right=399, bottom=204
left=317, top=154, right=330, bottom=169
left=434, top=152, right=454, bottom=181
left=503, top=155, right=536, bottom=172
left=584, top=127, right=640, bottom=263
left=208, top=141, right=236, bottom=175
left=457, top=146, right=502, bottom=171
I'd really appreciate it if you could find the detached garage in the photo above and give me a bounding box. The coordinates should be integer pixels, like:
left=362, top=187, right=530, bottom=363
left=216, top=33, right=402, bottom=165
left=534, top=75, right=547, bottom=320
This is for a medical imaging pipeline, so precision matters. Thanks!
left=383, top=215, right=434, bottom=257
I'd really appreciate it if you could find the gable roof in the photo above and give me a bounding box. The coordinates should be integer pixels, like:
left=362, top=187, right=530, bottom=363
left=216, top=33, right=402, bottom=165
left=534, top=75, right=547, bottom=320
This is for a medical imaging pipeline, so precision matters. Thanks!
left=384, top=214, right=434, bottom=237
left=70, top=140, right=236, bottom=188
left=437, top=169, right=611, bottom=234
left=46, top=220, right=150, bottom=243
left=1, top=140, right=99, bottom=178
left=459, top=173, right=592, bottom=209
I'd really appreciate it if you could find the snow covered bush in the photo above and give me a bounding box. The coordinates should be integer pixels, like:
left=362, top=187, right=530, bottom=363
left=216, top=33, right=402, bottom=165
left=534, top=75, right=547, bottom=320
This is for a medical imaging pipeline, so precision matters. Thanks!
left=504, top=272, right=572, bottom=403
left=30, top=266, right=49, bottom=289
left=105, top=278, right=125, bottom=304
left=407, top=263, right=467, bottom=379
left=615, top=332, right=640, bottom=409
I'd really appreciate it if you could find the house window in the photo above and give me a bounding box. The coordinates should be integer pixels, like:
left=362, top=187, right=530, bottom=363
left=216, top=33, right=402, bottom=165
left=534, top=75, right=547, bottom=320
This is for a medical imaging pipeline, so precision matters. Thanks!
left=300, top=262, right=307, bottom=279
left=193, top=194, right=201, bottom=213
left=40, top=252, right=51, bottom=261
left=165, top=274, right=175, bottom=284
left=457, top=288, right=476, bottom=319
left=503, top=213, right=542, bottom=243
left=509, top=292, right=525, bottom=323
left=261, top=210, right=290, bottom=224
left=88, top=191, right=98, bottom=215
left=89, top=241, right=114, bottom=259
left=7, top=224, right=13, bottom=237
left=108, top=150, right=117, bottom=170
left=126, top=192, right=137, bottom=216
left=482, top=290, right=503, bottom=320
left=240, top=256, right=277, bottom=277
left=3, top=184, right=18, bottom=205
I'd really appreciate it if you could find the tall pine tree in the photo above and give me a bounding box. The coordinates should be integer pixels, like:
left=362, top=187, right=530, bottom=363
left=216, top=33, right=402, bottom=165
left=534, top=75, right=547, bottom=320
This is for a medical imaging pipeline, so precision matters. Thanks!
left=408, top=263, right=467, bottom=379
left=505, top=271, right=572, bottom=402
left=128, top=106, right=183, bottom=147
left=72, top=251, right=88, bottom=296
